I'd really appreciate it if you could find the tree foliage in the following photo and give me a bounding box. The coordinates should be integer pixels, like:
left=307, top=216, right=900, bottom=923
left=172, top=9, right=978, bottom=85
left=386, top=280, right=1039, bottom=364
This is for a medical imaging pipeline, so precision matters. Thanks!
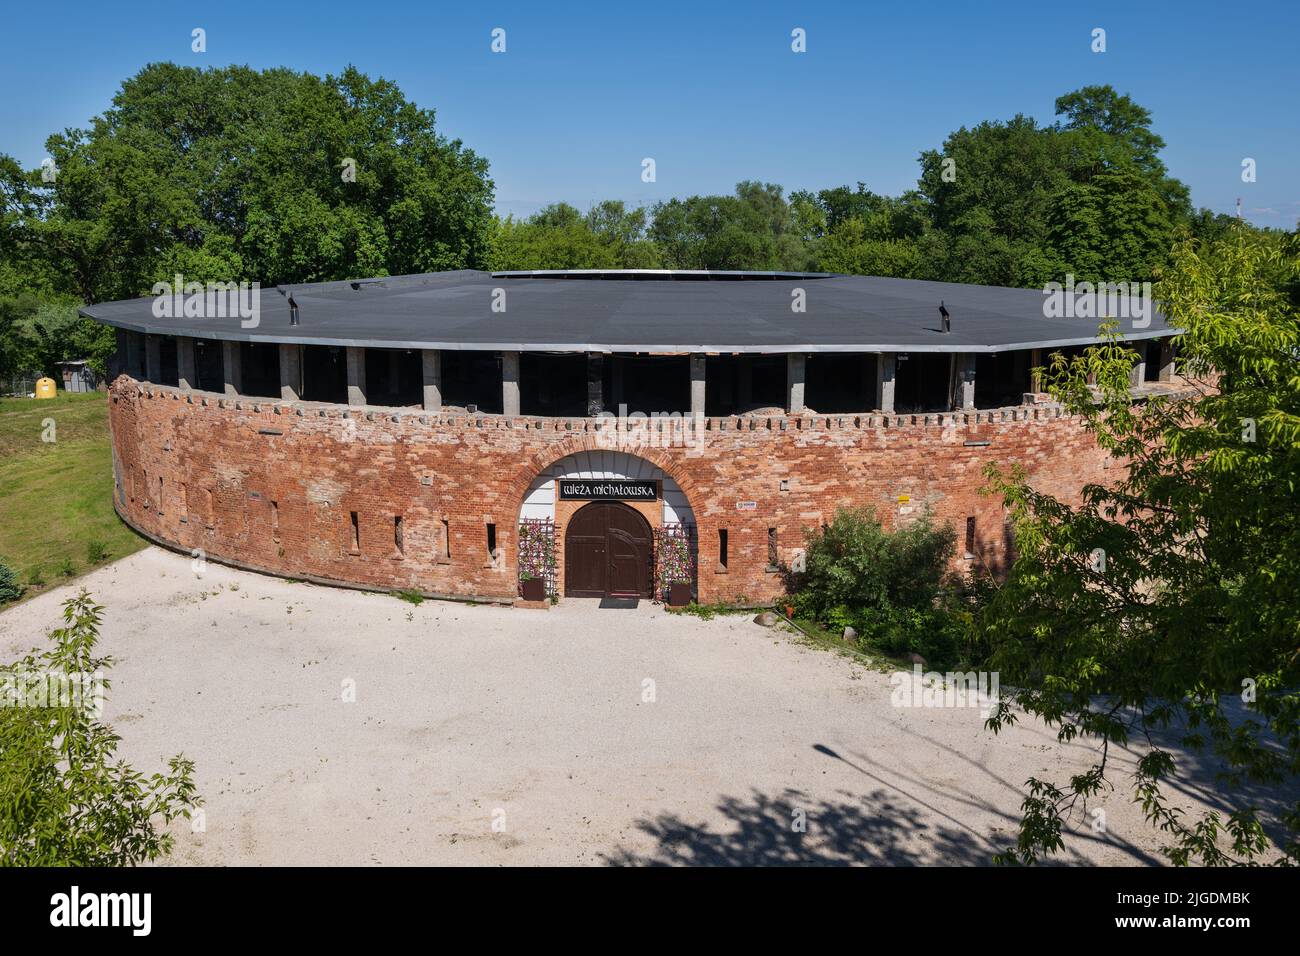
left=649, top=181, right=815, bottom=271
left=0, top=560, right=22, bottom=604
left=14, top=63, right=495, bottom=304
left=0, top=591, right=200, bottom=865
left=792, top=508, right=967, bottom=665
left=489, top=201, right=659, bottom=270
left=0, top=295, right=115, bottom=379
left=978, top=230, right=1300, bottom=865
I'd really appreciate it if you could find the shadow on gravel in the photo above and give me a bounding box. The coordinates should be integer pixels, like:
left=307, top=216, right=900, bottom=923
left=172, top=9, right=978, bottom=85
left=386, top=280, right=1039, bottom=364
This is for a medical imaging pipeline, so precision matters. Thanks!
left=601, top=787, right=995, bottom=866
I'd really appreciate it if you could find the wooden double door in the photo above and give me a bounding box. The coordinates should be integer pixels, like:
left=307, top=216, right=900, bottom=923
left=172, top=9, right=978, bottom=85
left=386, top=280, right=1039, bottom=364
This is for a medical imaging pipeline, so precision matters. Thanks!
left=564, top=501, right=653, bottom=598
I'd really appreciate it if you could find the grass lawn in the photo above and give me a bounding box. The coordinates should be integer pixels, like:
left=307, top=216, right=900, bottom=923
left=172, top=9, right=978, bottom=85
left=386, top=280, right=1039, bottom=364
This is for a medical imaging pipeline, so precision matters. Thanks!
left=0, top=391, right=146, bottom=603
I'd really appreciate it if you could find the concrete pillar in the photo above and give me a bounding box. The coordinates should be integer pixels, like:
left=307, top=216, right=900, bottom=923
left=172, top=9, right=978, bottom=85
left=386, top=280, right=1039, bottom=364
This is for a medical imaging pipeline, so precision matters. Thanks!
left=1129, top=348, right=1146, bottom=389
left=1030, top=349, right=1044, bottom=393
left=345, top=346, right=366, bottom=406
left=586, top=354, right=604, bottom=417
left=786, top=353, right=806, bottom=414
left=690, top=353, right=707, bottom=418
left=222, top=341, right=242, bottom=398
left=421, top=349, right=442, bottom=411
left=954, top=353, right=976, bottom=410
left=737, top=355, right=752, bottom=409
left=874, top=353, right=896, bottom=413
left=501, top=350, right=520, bottom=417
left=1157, top=340, right=1176, bottom=382
left=145, top=334, right=162, bottom=383
left=279, top=344, right=301, bottom=401
left=177, top=338, right=197, bottom=391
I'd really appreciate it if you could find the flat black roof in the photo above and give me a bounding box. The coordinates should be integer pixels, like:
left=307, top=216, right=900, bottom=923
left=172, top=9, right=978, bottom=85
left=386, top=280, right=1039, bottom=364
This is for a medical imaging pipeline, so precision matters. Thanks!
left=80, top=269, right=1177, bottom=353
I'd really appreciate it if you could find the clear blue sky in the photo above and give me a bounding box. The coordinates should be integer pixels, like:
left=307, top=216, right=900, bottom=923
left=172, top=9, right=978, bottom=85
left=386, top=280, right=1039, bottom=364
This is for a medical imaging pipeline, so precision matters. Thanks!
left=3, top=0, right=1296, bottom=227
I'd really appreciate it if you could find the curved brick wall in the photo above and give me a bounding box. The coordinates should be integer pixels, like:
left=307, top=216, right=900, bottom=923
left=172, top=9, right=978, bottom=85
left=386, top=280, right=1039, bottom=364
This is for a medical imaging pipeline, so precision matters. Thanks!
left=107, top=376, right=1115, bottom=604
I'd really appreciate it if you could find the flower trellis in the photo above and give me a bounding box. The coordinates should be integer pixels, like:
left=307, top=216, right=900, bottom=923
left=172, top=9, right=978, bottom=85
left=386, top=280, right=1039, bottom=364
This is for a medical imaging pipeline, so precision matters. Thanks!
left=654, top=522, right=697, bottom=601
left=517, top=519, right=557, bottom=597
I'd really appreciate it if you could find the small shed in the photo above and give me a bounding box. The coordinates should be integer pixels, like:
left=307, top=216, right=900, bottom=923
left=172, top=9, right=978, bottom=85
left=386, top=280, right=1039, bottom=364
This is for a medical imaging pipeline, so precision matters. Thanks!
left=58, top=360, right=101, bottom=393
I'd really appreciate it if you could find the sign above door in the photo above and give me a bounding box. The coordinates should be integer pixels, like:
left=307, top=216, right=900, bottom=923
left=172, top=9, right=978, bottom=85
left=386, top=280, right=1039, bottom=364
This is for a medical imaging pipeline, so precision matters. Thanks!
left=559, top=479, right=660, bottom=501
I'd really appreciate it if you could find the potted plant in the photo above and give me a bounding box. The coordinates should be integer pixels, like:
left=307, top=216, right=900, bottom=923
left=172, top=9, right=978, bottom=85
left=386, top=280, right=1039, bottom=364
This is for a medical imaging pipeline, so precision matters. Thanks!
left=520, top=572, right=545, bottom=602
left=656, top=525, right=695, bottom=606
left=517, top=519, right=555, bottom=602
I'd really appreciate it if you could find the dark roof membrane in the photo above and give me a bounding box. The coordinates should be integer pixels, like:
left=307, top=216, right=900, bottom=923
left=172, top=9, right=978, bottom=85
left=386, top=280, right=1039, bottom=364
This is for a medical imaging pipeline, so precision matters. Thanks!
left=80, top=270, right=1177, bottom=354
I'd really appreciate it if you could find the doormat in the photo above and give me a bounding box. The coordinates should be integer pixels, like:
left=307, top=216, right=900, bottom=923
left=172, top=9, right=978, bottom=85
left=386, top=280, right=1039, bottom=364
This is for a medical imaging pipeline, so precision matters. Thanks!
left=599, top=597, right=639, bottom=609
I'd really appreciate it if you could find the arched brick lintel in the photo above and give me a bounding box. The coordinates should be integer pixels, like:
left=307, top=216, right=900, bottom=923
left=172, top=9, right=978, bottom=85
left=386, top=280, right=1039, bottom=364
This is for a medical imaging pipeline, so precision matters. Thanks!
left=507, top=433, right=703, bottom=525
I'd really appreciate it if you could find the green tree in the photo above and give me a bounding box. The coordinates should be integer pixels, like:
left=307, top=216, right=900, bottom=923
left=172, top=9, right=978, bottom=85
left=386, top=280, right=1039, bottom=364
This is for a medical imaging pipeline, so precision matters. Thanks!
left=0, top=560, right=22, bottom=604
left=815, top=218, right=922, bottom=278
left=489, top=200, right=660, bottom=270
left=1053, top=86, right=1191, bottom=221
left=1046, top=167, right=1178, bottom=283
left=26, top=63, right=493, bottom=303
left=0, top=591, right=200, bottom=865
left=805, top=183, right=929, bottom=240
left=918, top=114, right=1069, bottom=286
left=650, top=182, right=813, bottom=271
left=979, top=230, right=1300, bottom=865
left=792, top=508, right=962, bottom=664
left=917, top=86, right=1192, bottom=287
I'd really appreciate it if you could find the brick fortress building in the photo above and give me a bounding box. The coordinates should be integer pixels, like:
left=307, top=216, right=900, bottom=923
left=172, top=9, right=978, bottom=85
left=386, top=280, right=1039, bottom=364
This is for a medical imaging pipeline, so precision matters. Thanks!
left=84, top=270, right=1181, bottom=605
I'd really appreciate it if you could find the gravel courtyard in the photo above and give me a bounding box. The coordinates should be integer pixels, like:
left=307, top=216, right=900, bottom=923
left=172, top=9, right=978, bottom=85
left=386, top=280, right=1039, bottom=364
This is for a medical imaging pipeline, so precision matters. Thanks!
left=0, top=547, right=1245, bottom=866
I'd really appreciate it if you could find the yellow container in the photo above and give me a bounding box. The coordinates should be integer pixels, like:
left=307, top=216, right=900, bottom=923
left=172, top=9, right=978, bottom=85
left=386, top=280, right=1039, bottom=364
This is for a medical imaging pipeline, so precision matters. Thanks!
left=35, top=377, right=57, bottom=399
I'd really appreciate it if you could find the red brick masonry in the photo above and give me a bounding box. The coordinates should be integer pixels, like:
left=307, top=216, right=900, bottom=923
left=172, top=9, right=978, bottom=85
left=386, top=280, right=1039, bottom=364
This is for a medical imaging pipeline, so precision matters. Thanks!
left=108, top=376, right=1116, bottom=604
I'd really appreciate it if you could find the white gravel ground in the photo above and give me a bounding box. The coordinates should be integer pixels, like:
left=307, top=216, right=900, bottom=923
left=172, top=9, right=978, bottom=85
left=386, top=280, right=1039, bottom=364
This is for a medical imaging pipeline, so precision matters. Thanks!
left=0, top=547, right=1253, bottom=866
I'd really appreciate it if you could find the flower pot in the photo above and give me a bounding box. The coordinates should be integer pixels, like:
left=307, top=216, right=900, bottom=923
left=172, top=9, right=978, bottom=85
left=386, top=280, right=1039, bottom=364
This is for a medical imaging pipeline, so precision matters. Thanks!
left=668, top=582, right=692, bottom=607
left=520, top=578, right=545, bottom=601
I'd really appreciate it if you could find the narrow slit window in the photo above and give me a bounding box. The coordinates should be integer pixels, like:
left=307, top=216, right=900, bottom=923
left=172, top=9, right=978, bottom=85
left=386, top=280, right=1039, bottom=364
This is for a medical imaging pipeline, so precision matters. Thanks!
left=965, top=516, right=976, bottom=556
left=157, top=475, right=164, bottom=513
left=394, top=515, right=404, bottom=555
left=486, top=522, right=497, bottom=558
left=719, top=529, right=729, bottom=568
left=181, top=482, right=189, bottom=521
left=767, top=527, right=778, bottom=566
left=440, top=518, right=451, bottom=558
left=204, top=489, right=214, bottom=528
left=271, top=500, right=279, bottom=540
left=349, top=511, right=360, bottom=552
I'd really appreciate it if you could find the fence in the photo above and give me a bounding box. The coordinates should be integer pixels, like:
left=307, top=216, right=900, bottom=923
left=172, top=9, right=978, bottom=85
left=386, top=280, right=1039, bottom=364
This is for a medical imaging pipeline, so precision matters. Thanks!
left=0, top=373, right=40, bottom=398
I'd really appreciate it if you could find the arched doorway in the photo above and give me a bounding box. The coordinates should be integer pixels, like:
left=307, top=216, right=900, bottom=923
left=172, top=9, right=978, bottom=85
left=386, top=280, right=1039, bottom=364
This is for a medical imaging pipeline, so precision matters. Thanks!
left=565, top=501, right=653, bottom=598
